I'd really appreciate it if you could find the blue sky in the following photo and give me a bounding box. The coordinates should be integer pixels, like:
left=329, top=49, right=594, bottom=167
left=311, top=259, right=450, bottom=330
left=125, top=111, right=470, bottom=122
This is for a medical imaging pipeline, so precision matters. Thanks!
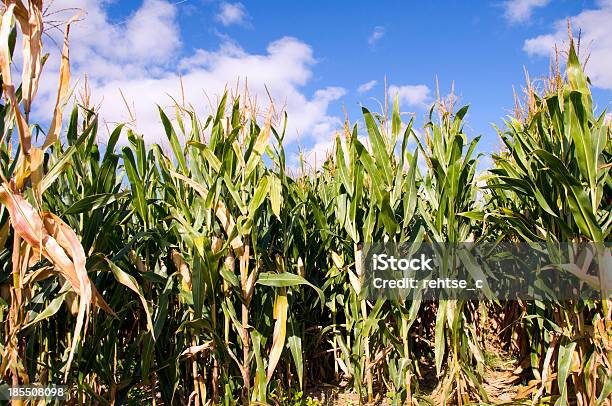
left=38, top=0, right=612, bottom=166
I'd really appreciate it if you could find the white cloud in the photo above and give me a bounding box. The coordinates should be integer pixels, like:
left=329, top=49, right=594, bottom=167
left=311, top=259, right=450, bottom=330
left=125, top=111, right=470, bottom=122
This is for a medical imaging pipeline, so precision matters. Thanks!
left=368, top=26, right=385, bottom=46
left=523, top=0, right=612, bottom=90
left=33, top=0, right=345, bottom=152
left=75, top=0, right=179, bottom=69
left=523, top=34, right=556, bottom=55
left=216, top=2, right=247, bottom=26
left=502, top=0, right=550, bottom=23
left=357, top=80, right=377, bottom=93
left=388, top=84, right=431, bottom=109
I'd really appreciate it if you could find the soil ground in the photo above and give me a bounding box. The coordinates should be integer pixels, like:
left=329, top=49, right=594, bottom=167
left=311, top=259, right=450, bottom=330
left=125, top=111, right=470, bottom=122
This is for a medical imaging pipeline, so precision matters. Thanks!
left=303, top=349, right=529, bottom=405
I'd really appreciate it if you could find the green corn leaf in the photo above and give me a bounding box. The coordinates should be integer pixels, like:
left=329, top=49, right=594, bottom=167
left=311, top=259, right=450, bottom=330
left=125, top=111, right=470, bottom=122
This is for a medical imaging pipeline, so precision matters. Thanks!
left=158, top=106, right=188, bottom=173
left=104, top=124, right=123, bottom=159
left=39, top=122, right=94, bottom=193
left=251, top=330, right=267, bottom=403
left=122, top=147, right=148, bottom=224
left=434, top=301, right=447, bottom=376
left=288, top=323, right=304, bottom=389
left=257, top=272, right=325, bottom=307
left=597, top=373, right=612, bottom=405
left=63, top=192, right=125, bottom=215
left=391, top=95, right=402, bottom=140
left=363, top=107, right=392, bottom=185
left=23, top=292, right=68, bottom=329
left=555, top=341, right=576, bottom=406
left=268, top=174, right=283, bottom=219
left=188, top=141, right=222, bottom=172
left=248, top=175, right=269, bottom=215
left=107, top=259, right=155, bottom=339
left=335, top=135, right=353, bottom=196
left=220, top=265, right=239, bottom=288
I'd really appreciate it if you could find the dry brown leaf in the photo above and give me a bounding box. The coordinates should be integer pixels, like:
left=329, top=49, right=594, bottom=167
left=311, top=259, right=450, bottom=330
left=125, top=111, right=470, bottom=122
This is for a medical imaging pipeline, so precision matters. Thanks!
left=171, top=249, right=192, bottom=290
left=22, top=267, right=54, bottom=285
left=30, top=147, right=44, bottom=192
left=253, top=105, right=273, bottom=155
left=42, top=212, right=91, bottom=381
left=65, top=291, right=80, bottom=317
left=0, top=4, right=32, bottom=155
left=0, top=183, right=44, bottom=247
left=12, top=0, right=43, bottom=117
left=211, top=235, right=222, bottom=253
left=266, top=292, right=288, bottom=382
left=0, top=4, right=14, bottom=82
left=180, top=342, right=213, bottom=357
left=0, top=183, right=115, bottom=380
left=44, top=16, right=77, bottom=150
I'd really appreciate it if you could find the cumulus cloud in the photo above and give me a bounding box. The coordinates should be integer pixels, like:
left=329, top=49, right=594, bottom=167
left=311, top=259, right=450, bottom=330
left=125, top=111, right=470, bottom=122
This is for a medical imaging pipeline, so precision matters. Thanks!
left=502, top=0, right=550, bottom=23
left=216, top=2, right=247, bottom=26
left=388, top=84, right=431, bottom=109
left=33, top=0, right=345, bottom=151
left=368, top=26, right=385, bottom=46
left=523, top=0, right=612, bottom=90
left=357, top=80, right=377, bottom=93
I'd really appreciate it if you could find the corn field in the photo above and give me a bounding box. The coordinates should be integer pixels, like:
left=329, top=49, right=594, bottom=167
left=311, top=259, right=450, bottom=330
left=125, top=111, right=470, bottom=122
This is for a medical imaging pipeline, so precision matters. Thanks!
left=0, top=3, right=611, bottom=405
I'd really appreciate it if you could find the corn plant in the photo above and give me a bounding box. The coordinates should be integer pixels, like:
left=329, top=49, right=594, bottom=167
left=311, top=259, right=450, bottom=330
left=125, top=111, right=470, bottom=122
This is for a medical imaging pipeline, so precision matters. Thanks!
left=488, top=37, right=611, bottom=405
left=0, top=2, right=116, bottom=394
left=306, top=98, right=427, bottom=405
left=414, top=102, right=490, bottom=405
